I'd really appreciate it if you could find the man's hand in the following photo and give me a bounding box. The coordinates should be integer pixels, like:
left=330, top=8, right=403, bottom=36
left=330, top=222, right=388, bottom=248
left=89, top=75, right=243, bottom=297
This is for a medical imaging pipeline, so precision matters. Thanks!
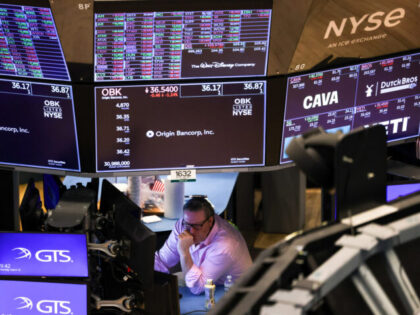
left=177, top=231, right=194, bottom=256
left=178, top=231, right=194, bottom=277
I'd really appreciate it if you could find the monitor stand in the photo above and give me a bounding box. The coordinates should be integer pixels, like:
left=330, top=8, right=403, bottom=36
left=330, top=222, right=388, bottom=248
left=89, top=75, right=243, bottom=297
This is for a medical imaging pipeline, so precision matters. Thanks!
left=319, top=125, right=388, bottom=223
left=321, top=188, right=335, bottom=222
left=387, top=139, right=420, bottom=180
left=334, top=126, right=387, bottom=221
left=143, top=271, right=180, bottom=315
left=0, top=168, right=20, bottom=231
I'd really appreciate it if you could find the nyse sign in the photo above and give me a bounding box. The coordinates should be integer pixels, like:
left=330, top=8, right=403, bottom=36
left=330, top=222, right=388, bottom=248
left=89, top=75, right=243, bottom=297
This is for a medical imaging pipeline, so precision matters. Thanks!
left=324, top=8, right=405, bottom=39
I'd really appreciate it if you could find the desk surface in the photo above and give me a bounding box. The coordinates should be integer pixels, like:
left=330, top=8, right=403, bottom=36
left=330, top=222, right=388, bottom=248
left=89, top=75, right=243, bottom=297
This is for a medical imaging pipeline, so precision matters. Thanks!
left=179, top=285, right=225, bottom=314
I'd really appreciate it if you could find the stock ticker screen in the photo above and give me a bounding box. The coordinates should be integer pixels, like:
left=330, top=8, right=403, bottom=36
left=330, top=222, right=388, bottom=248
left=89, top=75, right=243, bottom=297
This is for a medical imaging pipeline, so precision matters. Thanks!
left=94, top=9, right=271, bottom=81
left=0, top=79, right=80, bottom=171
left=0, top=3, right=70, bottom=81
left=95, top=81, right=266, bottom=172
left=280, top=52, right=420, bottom=164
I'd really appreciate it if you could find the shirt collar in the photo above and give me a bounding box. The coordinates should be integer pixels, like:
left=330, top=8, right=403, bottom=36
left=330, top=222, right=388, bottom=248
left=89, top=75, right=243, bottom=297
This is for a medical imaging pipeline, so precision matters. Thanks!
left=202, top=215, right=219, bottom=246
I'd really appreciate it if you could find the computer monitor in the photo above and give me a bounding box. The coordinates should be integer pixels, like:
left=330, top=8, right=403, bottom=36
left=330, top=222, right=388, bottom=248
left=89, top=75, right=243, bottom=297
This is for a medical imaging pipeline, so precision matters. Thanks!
left=0, top=78, right=80, bottom=171
left=0, top=280, right=88, bottom=314
left=100, top=179, right=156, bottom=288
left=387, top=181, right=420, bottom=202
left=280, top=51, right=420, bottom=164
left=94, top=3, right=272, bottom=81
left=0, top=2, right=70, bottom=81
left=95, top=80, right=266, bottom=172
left=0, top=232, right=88, bottom=277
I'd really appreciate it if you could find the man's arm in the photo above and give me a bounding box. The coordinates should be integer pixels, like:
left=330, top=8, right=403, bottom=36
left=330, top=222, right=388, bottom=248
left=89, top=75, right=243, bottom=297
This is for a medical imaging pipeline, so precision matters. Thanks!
left=154, top=221, right=182, bottom=273
left=177, top=230, right=194, bottom=278
left=184, top=247, right=233, bottom=295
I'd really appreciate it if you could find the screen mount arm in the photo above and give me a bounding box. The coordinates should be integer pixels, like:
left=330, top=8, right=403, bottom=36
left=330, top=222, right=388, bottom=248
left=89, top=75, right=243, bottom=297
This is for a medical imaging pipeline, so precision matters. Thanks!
left=88, top=240, right=121, bottom=258
left=92, top=294, right=136, bottom=312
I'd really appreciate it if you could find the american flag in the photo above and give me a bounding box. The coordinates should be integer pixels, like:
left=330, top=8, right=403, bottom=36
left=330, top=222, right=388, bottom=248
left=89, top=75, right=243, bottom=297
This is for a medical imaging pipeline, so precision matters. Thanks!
left=152, top=179, right=165, bottom=192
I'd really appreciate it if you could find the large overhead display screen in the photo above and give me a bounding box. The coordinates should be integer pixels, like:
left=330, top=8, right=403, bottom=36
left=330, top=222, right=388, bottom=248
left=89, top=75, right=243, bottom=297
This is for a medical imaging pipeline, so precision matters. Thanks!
left=96, top=81, right=266, bottom=172
left=280, top=52, right=420, bottom=164
left=0, top=3, right=70, bottom=81
left=94, top=9, right=271, bottom=81
left=0, top=79, right=80, bottom=171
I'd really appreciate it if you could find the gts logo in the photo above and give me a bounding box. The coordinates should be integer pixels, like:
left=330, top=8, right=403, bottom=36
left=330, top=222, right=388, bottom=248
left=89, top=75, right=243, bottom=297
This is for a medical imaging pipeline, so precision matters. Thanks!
left=12, top=248, right=72, bottom=263
left=15, top=297, right=72, bottom=314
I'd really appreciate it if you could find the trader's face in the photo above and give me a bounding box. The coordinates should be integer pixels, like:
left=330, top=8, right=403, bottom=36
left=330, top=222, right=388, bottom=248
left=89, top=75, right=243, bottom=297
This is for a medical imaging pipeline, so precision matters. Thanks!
left=182, top=209, right=214, bottom=244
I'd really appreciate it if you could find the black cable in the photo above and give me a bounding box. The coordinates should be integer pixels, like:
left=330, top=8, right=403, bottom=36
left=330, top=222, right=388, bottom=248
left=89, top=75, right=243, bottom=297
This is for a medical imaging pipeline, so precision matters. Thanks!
left=89, top=250, right=113, bottom=262
left=90, top=250, right=129, bottom=284
left=108, top=261, right=128, bottom=284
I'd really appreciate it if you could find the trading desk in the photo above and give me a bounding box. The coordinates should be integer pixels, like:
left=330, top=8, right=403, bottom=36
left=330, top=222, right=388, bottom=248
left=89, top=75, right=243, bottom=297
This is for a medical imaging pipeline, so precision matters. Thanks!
left=179, top=285, right=225, bottom=314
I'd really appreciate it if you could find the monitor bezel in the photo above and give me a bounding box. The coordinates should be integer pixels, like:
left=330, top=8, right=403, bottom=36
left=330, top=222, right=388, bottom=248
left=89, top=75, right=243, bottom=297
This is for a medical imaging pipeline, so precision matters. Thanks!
left=0, top=278, right=90, bottom=314
left=279, top=48, right=420, bottom=166
left=0, top=1, right=71, bottom=82
left=94, top=0, right=273, bottom=14
left=94, top=79, right=267, bottom=173
left=93, top=1, right=273, bottom=82
left=0, top=78, right=81, bottom=172
left=0, top=231, right=89, bottom=279
left=99, top=179, right=156, bottom=288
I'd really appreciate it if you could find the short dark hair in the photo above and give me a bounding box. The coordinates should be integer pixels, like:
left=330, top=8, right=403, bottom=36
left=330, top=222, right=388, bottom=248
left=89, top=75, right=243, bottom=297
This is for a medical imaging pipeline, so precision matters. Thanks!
left=183, top=197, right=215, bottom=218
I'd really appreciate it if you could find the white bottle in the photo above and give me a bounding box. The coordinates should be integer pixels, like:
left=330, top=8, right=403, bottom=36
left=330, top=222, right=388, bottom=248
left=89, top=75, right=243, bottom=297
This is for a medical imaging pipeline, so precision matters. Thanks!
left=204, top=278, right=215, bottom=310
left=224, top=275, right=234, bottom=292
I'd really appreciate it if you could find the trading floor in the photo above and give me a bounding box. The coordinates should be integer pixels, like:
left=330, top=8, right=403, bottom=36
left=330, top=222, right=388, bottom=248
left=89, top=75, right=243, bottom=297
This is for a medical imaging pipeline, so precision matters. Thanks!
left=1, top=0, right=420, bottom=314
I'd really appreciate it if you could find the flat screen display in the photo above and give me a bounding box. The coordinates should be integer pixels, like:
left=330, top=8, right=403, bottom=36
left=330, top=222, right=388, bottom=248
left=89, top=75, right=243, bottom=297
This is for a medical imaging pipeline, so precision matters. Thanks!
left=0, top=280, right=87, bottom=314
left=387, top=182, right=420, bottom=202
left=280, top=52, right=420, bottom=164
left=94, top=9, right=271, bottom=81
left=0, top=3, right=70, bottom=81
left=95, top=81, right=266, bottom=172
left=0, top=232, right=88, bottom=277
left=0, top=79, right=80, bottom=171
